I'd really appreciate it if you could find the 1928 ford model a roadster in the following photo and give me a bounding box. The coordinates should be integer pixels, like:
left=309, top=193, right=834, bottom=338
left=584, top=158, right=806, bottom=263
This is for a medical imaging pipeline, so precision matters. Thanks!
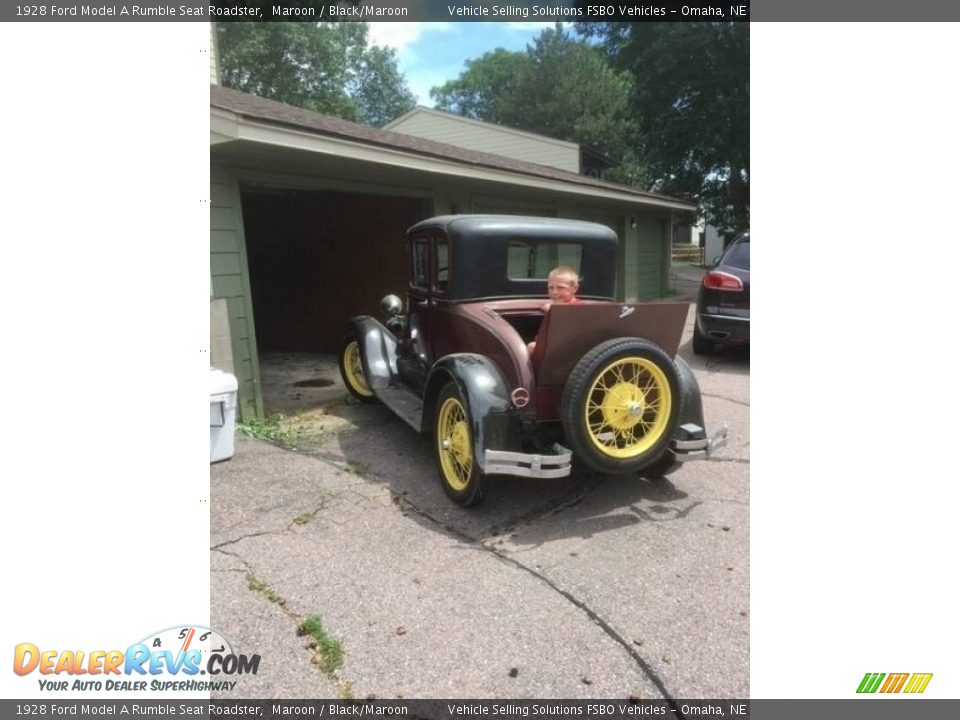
left=339, top=215, right=726, bottom=506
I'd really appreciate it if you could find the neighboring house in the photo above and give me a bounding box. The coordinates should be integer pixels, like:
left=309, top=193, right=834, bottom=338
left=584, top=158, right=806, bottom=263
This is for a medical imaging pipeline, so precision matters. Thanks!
left=210, top=86, right=696, bottom=420
left=384, top=106, right=581, bottom=174
left=384, top=106, right=616, bottom=179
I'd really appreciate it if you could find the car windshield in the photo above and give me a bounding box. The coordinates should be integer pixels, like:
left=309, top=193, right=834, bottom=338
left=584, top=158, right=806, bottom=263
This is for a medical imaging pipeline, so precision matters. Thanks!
left=723, top=239, right=750, bottom=271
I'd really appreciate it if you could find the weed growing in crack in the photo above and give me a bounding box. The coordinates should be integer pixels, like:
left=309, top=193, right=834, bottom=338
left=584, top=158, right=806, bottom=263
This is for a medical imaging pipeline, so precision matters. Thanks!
left=293, top=512, right=316, bottom=526
left=246, top=574, right=284, bottom=605
left=298, top=615, right=344, bottom=675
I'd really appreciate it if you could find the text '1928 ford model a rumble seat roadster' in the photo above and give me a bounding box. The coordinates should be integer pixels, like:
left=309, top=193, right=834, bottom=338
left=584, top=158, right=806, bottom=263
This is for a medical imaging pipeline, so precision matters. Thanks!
left=339, top=215, right=726, bottom=506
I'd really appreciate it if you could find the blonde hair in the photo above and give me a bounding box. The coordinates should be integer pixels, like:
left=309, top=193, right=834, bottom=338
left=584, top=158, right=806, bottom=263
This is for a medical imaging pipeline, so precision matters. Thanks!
left=548, top=266, right=580, bottom=285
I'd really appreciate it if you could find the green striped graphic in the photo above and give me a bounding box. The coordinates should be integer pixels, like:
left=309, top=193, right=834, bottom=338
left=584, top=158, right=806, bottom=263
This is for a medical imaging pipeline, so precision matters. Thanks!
left=857, top=672, right=885, bottom=693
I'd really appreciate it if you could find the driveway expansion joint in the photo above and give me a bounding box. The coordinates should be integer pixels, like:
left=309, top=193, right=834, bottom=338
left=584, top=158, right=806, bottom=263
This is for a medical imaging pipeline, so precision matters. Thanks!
left=391, top=491, right=681, bottom=704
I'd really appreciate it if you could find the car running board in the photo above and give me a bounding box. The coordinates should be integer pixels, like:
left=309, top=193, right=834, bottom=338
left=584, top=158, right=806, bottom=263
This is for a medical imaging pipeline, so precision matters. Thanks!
left=375, top=384, right=424, bottom=432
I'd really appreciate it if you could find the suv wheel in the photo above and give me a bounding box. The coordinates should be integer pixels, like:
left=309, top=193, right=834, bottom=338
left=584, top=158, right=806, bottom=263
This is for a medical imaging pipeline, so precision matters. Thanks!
left=338, top=333, right=378, bottom=403
left=561, top=338, right=680, bottom=474
left=434, top=383, right=486, bottom=506
left=692, top=323, right=716, bottom=355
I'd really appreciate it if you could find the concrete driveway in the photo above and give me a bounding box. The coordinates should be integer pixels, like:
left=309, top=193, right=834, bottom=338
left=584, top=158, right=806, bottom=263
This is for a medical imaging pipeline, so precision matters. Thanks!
left=210, top=302, right=749, bottom=700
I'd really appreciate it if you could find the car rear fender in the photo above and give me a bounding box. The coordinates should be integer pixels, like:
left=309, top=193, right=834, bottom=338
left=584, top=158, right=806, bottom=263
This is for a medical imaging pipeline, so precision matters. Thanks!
left=349, top=316, right=398, bottom=391
left=674, top=355, right=707, bottom=435
left=425, top=354, right=516, bottom=473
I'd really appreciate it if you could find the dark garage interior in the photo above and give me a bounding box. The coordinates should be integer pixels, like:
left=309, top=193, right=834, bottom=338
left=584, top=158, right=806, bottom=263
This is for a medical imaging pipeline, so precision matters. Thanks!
left=241, top=188, right=425, bottom=353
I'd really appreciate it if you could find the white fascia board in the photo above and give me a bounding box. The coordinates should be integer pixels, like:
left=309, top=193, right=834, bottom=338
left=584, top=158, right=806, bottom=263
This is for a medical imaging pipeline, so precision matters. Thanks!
left=211, top=110, right=695, bottom=212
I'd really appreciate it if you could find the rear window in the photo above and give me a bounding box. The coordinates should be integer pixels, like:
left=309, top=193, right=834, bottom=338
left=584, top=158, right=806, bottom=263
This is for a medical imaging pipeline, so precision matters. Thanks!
left=723, top=239, right=750, bottom=271
left=507, top=240, right=583, bottom=279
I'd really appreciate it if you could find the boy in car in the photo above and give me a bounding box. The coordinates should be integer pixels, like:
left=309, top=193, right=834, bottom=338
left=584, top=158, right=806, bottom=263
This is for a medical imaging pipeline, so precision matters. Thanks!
left=528, top=266, right=583, bottom=355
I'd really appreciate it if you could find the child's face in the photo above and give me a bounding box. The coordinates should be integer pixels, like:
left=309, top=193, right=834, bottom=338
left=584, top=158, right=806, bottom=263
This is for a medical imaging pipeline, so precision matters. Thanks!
left=547, top=274, right=578, bottom=303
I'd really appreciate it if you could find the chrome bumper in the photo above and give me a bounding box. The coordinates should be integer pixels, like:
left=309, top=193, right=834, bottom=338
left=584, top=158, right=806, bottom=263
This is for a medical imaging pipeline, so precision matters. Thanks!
left=670, top=423, right=728, bottom=462
left=484, top=444, right=573, bottom=478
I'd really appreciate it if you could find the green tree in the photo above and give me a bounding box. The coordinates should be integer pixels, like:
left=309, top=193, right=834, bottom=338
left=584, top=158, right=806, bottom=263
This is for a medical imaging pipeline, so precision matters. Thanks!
left=430, top=26, right=636, bottom=166
left=216, top=22, right=415, bottom=127
left=578, top=22, right=749, bottom=233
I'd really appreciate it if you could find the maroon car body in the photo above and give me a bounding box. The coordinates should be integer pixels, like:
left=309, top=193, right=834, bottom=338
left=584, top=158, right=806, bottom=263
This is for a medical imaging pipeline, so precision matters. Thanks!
left=339, top=215, right=725, bottom=506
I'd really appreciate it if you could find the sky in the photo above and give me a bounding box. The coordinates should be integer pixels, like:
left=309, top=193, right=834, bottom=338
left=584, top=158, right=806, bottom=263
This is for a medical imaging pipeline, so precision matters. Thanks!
left=367, top=21, right=558, bottom=107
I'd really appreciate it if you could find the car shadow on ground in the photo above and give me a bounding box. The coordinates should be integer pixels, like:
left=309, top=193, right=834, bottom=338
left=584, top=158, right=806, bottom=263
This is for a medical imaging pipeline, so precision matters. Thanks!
left=256, top=352, right=712, bottom=547
left=307, top=399, right=694, bottom=546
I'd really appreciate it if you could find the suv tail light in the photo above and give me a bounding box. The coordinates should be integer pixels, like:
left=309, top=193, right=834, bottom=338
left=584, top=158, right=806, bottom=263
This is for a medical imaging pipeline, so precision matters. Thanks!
left=702, top=271, right=744, bottom=291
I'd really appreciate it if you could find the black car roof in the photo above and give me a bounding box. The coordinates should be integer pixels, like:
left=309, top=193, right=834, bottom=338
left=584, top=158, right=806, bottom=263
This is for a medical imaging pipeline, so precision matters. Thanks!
left=408, top=214, right=619, bottom=244
left=407, top=215, right=619, bottom=301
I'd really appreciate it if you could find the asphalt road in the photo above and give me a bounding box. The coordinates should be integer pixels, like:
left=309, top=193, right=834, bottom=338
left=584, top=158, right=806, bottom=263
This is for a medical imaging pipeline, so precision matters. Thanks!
left=210, top=301, right=749, bottom=701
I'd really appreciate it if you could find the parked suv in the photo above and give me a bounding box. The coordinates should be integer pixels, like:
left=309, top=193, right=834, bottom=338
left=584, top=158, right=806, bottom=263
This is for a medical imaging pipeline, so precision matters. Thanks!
left=340, top=215, right=726, bottom=506
left=694, top=231, right=750, bottom=355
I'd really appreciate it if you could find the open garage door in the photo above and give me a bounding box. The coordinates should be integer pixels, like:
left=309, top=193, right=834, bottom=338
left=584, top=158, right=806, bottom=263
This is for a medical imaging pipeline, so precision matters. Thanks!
left=242, top=188, right=424, bottom=353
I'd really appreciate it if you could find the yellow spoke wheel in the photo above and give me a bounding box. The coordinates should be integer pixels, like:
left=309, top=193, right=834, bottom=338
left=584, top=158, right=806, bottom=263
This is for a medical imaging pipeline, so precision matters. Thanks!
left=561, top=338, right=679, bottom=474
left=433, top=383, right=486, bottom=506
left=338, top=334, right=377, bottom=404
left=584, top=357, right=671, bottom=458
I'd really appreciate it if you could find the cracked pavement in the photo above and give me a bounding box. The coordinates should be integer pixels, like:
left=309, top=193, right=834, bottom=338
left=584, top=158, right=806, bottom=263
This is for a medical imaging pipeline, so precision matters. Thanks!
left=210, top=304, right=749, bottom=700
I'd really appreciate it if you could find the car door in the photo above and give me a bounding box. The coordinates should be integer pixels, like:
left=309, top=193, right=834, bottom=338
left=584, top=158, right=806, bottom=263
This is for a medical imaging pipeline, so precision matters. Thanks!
left=397, top=235, right=436, bottom=394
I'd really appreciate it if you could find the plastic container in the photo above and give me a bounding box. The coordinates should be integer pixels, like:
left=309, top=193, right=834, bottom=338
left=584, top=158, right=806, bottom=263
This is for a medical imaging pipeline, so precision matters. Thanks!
left=210, top=368, right=238, bottom=463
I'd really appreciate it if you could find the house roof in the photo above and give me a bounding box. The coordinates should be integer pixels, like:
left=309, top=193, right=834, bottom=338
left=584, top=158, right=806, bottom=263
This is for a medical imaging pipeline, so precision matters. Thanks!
left=210, top=85, right=695, bottom=212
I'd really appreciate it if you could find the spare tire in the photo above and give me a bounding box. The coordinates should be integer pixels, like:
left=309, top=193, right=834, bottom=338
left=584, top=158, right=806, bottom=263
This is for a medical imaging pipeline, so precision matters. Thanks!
left=560, top=338, right=680, bottom=474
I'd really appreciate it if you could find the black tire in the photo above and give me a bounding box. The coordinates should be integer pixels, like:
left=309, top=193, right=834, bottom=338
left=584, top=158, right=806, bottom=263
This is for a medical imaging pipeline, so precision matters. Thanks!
left=692, top=323, right=716, bottom=355
left=433, top=383, right=486, bottom=507
left=640, top=451, right=681, bottom=479
left=338, top=333, right=379, bottom=404
left=561, top=338, right=681, bottom=474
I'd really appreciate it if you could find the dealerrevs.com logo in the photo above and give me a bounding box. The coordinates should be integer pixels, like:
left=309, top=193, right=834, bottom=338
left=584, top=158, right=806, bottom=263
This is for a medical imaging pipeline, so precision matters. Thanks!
left=13, top=625, right=260, bottom=692
left=857, top=672, right=933, bottom=694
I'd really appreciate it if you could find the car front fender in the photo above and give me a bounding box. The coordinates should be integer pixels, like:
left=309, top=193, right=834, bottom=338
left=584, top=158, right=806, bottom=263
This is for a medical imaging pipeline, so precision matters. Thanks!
left=349, top=316, right=398, bottom=391
left=425, top=354, right=516, bottom=473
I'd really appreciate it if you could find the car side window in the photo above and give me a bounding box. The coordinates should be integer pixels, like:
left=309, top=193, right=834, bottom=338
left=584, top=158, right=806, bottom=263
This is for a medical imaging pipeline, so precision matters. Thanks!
left=434, top=241, right=449, bottom=293
left=411, top=240, right=429, bottom=289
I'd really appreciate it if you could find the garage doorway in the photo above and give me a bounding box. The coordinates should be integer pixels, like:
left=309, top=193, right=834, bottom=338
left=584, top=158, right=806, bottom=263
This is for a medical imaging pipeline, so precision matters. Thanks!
left=241, top=188, right=424, bottom=354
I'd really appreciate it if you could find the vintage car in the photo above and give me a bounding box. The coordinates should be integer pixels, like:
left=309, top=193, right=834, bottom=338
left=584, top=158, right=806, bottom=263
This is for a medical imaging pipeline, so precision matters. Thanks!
left=339, top=215, right=726, bottom=506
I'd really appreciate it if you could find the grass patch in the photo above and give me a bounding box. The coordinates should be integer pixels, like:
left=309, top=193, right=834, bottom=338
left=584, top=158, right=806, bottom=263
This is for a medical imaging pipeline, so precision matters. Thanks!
left=343, top=462, right=369, bottom=476
left=298, top=615, right=344, bottom=675
left=237, top=414, right=300, bottom=447
left=246, top=574, right=284, bottom=605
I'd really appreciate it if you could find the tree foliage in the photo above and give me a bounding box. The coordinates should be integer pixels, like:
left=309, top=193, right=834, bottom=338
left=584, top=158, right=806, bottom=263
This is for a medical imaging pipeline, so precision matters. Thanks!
left=215, top=22, right=416, bottom=127
left=430, top=26, right=636, bottom=165
left=578, top=22, right=749, bottom=233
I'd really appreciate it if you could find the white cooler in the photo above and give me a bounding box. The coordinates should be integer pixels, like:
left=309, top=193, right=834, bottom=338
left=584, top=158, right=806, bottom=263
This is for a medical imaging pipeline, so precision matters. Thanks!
left=210, top=368, right=238, bottom=463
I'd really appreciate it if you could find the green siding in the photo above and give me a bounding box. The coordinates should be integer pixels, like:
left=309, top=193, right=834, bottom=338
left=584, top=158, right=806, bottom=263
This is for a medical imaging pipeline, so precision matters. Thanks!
left=210, top=167, right=263, bottom=420
left=211, top=253, right=242, bottom=276
left=632, top=217, right=667, bottom=301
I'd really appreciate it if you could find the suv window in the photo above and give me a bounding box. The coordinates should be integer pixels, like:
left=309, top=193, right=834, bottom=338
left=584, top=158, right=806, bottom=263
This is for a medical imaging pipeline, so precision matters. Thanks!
left=723, top=239, right=750, bottom=271
left=507, top=240, right=583, bottom=279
